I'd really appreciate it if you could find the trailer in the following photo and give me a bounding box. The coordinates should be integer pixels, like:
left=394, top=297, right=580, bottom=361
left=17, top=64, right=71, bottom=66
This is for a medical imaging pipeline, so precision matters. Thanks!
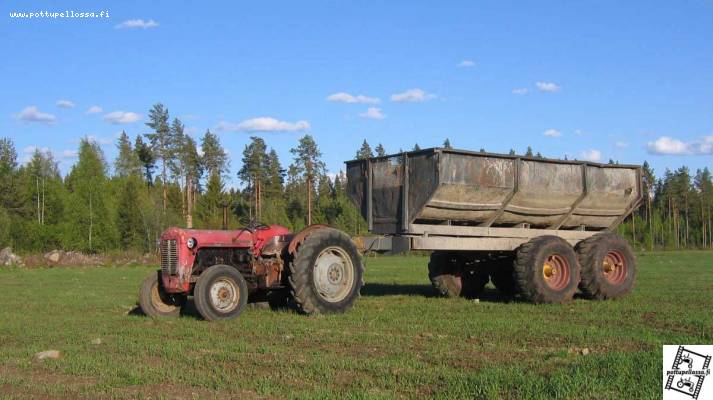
left=346, top=147, right=643, bottom=303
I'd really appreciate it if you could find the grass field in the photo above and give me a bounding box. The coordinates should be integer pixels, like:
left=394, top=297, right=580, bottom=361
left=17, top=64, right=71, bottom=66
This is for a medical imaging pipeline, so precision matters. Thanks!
left=1, top=251, right=712, bottom=399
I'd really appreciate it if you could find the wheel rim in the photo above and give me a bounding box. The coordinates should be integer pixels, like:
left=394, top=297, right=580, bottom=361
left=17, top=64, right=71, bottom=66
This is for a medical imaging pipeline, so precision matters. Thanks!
left=313, top=246, right=355, bottom=303
left=602, top=250, right=627, bottom=285
left=150, top=281, right=178, bottom=313
left=209, top=278, right=241, bottom=313
left=542, top=254, right=570, bottom=291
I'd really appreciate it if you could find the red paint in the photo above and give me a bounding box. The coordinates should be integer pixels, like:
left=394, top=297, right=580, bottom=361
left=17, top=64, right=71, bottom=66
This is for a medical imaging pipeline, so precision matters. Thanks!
left=160, top=225, right=291, bottom=293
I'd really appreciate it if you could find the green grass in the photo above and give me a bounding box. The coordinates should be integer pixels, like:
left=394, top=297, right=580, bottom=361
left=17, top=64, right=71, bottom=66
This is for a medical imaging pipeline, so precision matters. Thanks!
left=0, top=251, right=712, bottom=399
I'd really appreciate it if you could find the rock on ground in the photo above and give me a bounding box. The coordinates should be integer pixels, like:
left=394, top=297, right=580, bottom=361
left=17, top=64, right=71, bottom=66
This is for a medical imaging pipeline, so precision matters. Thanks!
left=34, top=350, right=61, bottom=360
left=0, top=247, right=24, bottom=267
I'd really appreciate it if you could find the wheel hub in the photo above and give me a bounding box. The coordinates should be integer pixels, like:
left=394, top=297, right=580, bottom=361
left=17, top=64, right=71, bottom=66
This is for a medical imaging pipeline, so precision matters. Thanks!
left=209, top=278, right=240, bottom=312
left=542, top=254, right=570, bottom=291
left=602, top=251, right=627, bottom=285
left=313, top=247, right=355, bottom=303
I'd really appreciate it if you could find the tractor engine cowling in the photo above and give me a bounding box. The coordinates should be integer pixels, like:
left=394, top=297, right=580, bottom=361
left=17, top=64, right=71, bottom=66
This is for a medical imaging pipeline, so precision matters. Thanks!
left=158, top=225, right=292, bottom=293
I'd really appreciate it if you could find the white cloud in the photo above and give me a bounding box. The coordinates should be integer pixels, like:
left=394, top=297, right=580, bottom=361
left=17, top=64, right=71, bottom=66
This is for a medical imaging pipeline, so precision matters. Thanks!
left=115, top=19, right=159, bottom=29
left=326, top=92, right=380, bottom=104
left=543, top=129, right=561, bottom=138
left=103, top=111, right=141, bottom=124
left=512, top=88, right=529, bottom=95
left=23, top=145, right=50, bottom=154
left=16, top=106, right=57, bottom=124
left=56, top=99, right=75, bottom=108
left=359, top=107, right=385, bottom=120
left=575, top=129, right=584, bottom=136
left=535, top=81, right=561, bottom=92
left=646, top=135, right=713, bottom=155
left=615, top=141, right=629, bottom=149
left=87, top=135, right=113, bottom=145
left=217, top=117, right=310, bottom=133
left=62, top=149, right=78, bottom=158
left=458, top=60, right=475, bottom=68
left=581, top=149, right=602, bottom=162
left=390, top=88, right=437, bottom=103
left=86, top=105, right=103, bottom=114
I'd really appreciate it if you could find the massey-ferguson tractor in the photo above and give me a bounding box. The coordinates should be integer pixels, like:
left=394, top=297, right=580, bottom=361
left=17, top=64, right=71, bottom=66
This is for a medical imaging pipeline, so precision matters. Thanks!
left=139, top=223, right=364, bottom=320
left=139, top=147, right=642, bottom=320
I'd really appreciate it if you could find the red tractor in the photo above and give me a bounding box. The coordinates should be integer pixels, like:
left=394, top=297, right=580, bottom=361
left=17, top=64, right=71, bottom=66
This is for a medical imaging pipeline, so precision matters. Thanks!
left=138, top=223, right=364, bottom=320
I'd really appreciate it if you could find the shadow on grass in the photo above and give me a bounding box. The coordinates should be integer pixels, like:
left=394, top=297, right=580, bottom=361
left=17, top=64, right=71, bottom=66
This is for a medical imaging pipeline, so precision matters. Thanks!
left=361, top=283, right=519, bottom=303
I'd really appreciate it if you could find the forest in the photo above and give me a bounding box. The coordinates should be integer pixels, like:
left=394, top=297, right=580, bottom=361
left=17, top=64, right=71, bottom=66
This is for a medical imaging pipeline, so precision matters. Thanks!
left=0, top=103, right=711, bottom=254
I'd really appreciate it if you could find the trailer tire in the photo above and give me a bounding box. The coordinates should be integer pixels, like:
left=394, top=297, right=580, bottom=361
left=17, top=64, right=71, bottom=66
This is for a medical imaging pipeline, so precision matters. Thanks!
left=576, top=232, right=636, bottom=300
left=490, top=257, right=517, bottom=295
left=514, top=236, right=580, bottom=303
left=194, top=265, right=249, bottom=321
left=138, top=270, right=185, bottom=318
left=288, top=228, right=364, bottom=314
left=428, top=252, right=489, bottom=298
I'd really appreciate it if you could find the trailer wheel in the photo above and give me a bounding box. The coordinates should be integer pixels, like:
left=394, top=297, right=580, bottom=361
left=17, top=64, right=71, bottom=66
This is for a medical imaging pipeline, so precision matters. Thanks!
left=514, top=236, right=580, bottom=303
left=428, top=252, right=489, bottom=298
left=194, top=265, right=248, bottom=321
left=490, top=257, right=517, bottom=295
left=138, top=271, right=185, bottom=318
left=288, top=228, right=364, bottom=314
left=576, top=232, right=636, bottom=300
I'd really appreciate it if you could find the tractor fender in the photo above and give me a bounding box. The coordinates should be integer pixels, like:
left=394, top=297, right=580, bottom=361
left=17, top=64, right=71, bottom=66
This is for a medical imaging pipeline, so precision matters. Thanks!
left=287, top=224, right=330, bottom=255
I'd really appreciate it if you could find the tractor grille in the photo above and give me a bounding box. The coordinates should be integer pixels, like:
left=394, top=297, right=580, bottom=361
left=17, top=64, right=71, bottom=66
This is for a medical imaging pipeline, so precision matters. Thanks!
left=160, top=239, right=178, bottom=275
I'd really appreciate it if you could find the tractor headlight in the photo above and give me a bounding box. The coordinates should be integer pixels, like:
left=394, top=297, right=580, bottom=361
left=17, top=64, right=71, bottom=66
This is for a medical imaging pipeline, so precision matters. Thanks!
left=186, top=237, right=197, bottom=249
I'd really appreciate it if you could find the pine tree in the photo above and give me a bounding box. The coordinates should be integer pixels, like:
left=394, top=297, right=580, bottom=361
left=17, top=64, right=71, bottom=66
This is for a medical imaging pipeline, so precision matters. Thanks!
left=135, top=136, right=155, bottom=185
left=115, top=131, right=142, bottom=177
left=290, top=135, right=325, bottom=225
left=356, top=140, right=374, bottom=159
left=412, top=143, right=421, bottom=151
left=443, top=138, right=452, bottom=149
left=375, top=143, right=387, bottom=157
left=201, top=129, right=229, bottom=178
left=64, top=138, right=116, bottom=252
left=508, top=149, right=516, bottom=155
left=116, top=176, right=146, bottom=251
left=238, top=137, right=268, bottom=219
left=196, top=172, right=226, bottom=228
left=144, top=103, right=173, bottom=212
left=525, top=146, right=534, bottom=157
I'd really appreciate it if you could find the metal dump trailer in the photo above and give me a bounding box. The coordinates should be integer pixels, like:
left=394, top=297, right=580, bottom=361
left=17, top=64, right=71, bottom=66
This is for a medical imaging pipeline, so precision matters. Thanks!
left=346, top=148, right=643, bottom=303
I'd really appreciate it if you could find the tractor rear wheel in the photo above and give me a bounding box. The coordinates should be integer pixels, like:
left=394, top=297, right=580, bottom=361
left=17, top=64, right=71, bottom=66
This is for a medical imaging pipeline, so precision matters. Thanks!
left=513, top=236, right=580, bottom=303
left=428, top=252, right=489, bottom=298
left=194, top=265, right=248, bottom=321
left=288, top=228, right=364, bottom=314
left=138, top=271, right=185, bottom=318
left=576, top=232, right=636, bottom=300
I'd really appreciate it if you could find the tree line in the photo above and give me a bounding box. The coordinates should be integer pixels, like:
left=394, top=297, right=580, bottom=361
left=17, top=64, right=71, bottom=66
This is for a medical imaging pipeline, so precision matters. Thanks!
left=0, top=102, right=710, bottom=253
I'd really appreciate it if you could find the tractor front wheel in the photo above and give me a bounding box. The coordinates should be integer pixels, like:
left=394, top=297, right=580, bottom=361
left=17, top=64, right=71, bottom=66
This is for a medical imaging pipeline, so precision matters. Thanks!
left=138, top=271, right=185, bottom=318
left=194, top=265, right=249, bottom=321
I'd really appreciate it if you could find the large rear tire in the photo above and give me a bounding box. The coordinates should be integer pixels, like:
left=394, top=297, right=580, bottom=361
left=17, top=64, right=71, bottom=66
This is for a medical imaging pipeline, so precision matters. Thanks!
left=194, top=265, right=249, bottom=321
left=576, top=232, right=636, bottom=300
left=514, top=236, right=580, bottom=303
left=428, top=252, right=489, bottom=298
left=288, top=228, right=364, bottom=314
left=138, top=271, right=185, bottom=318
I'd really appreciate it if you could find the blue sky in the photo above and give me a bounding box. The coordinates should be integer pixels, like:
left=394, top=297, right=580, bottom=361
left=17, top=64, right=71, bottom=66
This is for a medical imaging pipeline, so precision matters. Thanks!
left=2, top=0, right=712, bottom=186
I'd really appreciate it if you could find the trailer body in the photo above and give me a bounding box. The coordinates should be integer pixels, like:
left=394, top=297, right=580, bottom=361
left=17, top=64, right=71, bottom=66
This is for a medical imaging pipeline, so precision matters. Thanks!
left=346, top=148, right=643, bottom=252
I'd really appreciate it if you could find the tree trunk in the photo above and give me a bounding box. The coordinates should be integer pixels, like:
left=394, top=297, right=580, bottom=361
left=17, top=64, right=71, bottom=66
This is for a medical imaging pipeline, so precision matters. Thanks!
left=307, top=177, right=312, bottom=225
left=89, top=191, right=93, bottom=252
left=162, top=159, right=167, bottom=213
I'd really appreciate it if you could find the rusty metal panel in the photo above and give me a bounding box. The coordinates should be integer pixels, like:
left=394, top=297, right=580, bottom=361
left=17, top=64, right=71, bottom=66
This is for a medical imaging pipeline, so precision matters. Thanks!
left=345, top=148, right=642, bottom=234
